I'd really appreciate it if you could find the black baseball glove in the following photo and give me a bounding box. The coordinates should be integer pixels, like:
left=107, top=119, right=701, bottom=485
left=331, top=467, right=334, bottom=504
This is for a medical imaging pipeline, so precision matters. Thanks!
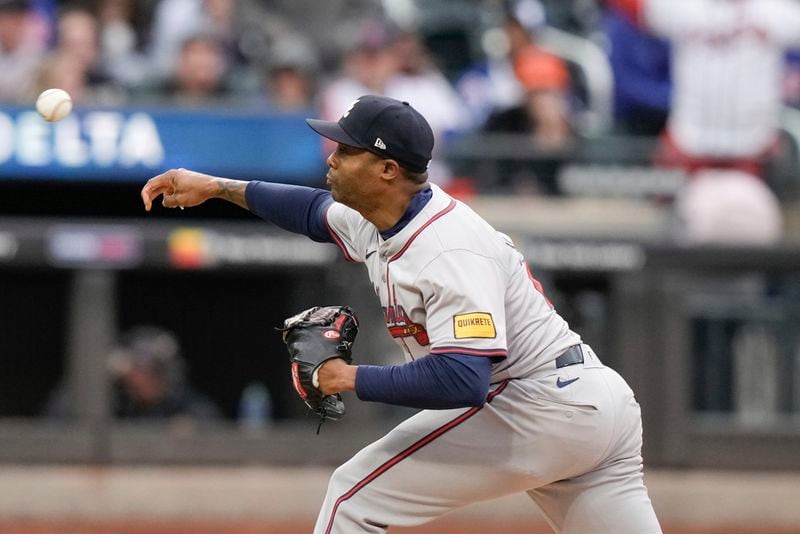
left=280, top=306, right=358, bottom=426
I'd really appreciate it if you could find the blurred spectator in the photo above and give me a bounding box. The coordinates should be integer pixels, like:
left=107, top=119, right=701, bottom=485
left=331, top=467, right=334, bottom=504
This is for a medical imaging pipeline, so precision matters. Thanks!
left=602, top=0, right=671, bottom=135
left=148, top=0, right=250, bottom=81
left=455, top=1, right=588, bottom=130
left=483, top=45, right=573, bottom=145
left=456, top=50, right=525, bottom=129
left=57, top=7, right=99, bottom=73
left=31, top=6, right=124, bottom=105
left=319, top=19, right=398, bottom=121
left=106, top=326, right=221, bottom=419
left=0, top=0, right=46, bottom=103
left=636, top=0, right=800, bottom=179
left=456, top=1, right=547, bottom=127
left=96, top=0, right=152, bottom=89
left=506, top=44, right=573, bottom=148
left=135, top=33, right=232, bottom=106
left=256, top=30, right=319, bottom=112
left=262, top=62, right=315, bottom=112
left=387, top=31, right=467, bottom=134
left=45, top=326, right=220, bottom=421
left=385, top=30, right=469, bottom=185
left=672, top=169, right=783, bottom=246
left=481, top=44, right=574, bottom=193
left=172, top=34, right=230, bottom=105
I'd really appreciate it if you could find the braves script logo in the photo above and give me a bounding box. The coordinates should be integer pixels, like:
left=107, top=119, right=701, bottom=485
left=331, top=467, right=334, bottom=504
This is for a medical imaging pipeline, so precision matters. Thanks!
left=382, top=284, right=429, bottom=346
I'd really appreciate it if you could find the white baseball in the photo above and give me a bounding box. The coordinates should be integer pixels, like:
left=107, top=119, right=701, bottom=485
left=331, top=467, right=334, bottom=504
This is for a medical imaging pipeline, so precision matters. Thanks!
left=36, top=88, right=73, bottom=122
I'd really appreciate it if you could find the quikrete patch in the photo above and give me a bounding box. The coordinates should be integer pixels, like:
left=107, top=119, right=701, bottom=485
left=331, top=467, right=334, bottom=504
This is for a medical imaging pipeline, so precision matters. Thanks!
left=453, top=313, right=496, bottom=338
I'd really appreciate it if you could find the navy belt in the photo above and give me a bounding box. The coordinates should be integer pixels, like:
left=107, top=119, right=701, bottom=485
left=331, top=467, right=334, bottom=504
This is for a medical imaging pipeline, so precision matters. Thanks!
left=555, top=345, right=584, bottom=369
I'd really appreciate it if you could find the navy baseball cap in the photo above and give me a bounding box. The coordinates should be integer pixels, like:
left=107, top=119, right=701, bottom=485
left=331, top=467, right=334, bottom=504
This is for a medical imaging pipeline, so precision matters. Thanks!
left=306, top=95, right=434, bottom=173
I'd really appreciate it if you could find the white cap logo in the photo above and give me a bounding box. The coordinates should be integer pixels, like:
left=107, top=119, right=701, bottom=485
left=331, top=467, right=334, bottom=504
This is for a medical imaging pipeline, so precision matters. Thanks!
left=342, top=99, right=359, bottom=118
left=374, top=137, right=386, bottom=150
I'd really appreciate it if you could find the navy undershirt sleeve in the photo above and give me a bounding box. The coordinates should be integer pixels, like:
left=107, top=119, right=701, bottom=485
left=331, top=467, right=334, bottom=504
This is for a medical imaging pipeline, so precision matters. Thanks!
left=245, top=181, right=333, bottom=243
left=355, top=353, right=492, bottom=409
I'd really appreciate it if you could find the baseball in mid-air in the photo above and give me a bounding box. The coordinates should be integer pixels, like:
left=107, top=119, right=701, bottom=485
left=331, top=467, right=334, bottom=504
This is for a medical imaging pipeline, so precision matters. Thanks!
left=36, top=88, right=72, bottom=122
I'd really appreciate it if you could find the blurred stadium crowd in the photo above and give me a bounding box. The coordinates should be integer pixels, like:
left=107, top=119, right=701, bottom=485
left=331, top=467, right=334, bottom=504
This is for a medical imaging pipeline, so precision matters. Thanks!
left=2, top=0, right=798, bottom=243
left=0, top=2, right=798, bottom=299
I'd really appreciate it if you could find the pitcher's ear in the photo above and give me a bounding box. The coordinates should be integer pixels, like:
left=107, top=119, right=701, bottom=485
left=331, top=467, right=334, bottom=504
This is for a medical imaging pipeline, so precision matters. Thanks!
left=381, top=159, right=402, bottom=180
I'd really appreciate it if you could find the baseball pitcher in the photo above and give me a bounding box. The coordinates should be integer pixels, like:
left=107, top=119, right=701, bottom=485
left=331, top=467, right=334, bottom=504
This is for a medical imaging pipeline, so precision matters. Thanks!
left=141, top=95, right=661, bottom=533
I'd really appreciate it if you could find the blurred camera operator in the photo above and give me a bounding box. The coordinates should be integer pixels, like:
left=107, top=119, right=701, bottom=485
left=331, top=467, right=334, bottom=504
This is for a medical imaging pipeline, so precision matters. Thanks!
left=45, top=325, right=220, bottom=421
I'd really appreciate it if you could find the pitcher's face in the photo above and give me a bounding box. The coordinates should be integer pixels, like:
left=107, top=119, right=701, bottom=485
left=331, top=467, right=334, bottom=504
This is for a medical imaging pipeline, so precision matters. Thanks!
left=325, top=144, right=386, bottom=207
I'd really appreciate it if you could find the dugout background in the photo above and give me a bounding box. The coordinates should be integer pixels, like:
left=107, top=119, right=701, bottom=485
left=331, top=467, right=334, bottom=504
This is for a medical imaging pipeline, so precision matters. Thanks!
left=3, top=206, right=800, bottom=470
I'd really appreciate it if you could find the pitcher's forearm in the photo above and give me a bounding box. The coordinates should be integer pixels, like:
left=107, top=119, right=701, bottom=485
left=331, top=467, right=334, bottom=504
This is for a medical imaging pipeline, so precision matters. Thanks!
left=211, top=178, right=249, bottom=209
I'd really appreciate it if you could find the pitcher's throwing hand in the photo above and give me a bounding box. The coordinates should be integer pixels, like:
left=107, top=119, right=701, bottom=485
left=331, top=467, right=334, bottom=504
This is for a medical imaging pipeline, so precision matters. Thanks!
left=141, top=168, right=248, bottom=211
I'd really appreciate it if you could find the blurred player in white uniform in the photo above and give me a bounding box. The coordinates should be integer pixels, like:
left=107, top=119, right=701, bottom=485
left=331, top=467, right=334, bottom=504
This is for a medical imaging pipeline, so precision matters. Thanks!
left=637, top=0, right=800, bottom=176
left=141, top=96, right=661, bottom=533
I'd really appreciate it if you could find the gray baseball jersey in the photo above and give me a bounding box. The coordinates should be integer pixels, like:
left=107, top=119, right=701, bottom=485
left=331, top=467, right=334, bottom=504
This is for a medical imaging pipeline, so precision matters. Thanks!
left=318, top=184, right=661, bottom=533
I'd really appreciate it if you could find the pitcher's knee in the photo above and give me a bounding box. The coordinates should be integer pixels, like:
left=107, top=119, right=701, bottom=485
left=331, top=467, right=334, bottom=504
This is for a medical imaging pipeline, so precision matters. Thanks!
left=321, top=461, right=365, bottom=517
left=328, top=460, right=361, bottom=494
